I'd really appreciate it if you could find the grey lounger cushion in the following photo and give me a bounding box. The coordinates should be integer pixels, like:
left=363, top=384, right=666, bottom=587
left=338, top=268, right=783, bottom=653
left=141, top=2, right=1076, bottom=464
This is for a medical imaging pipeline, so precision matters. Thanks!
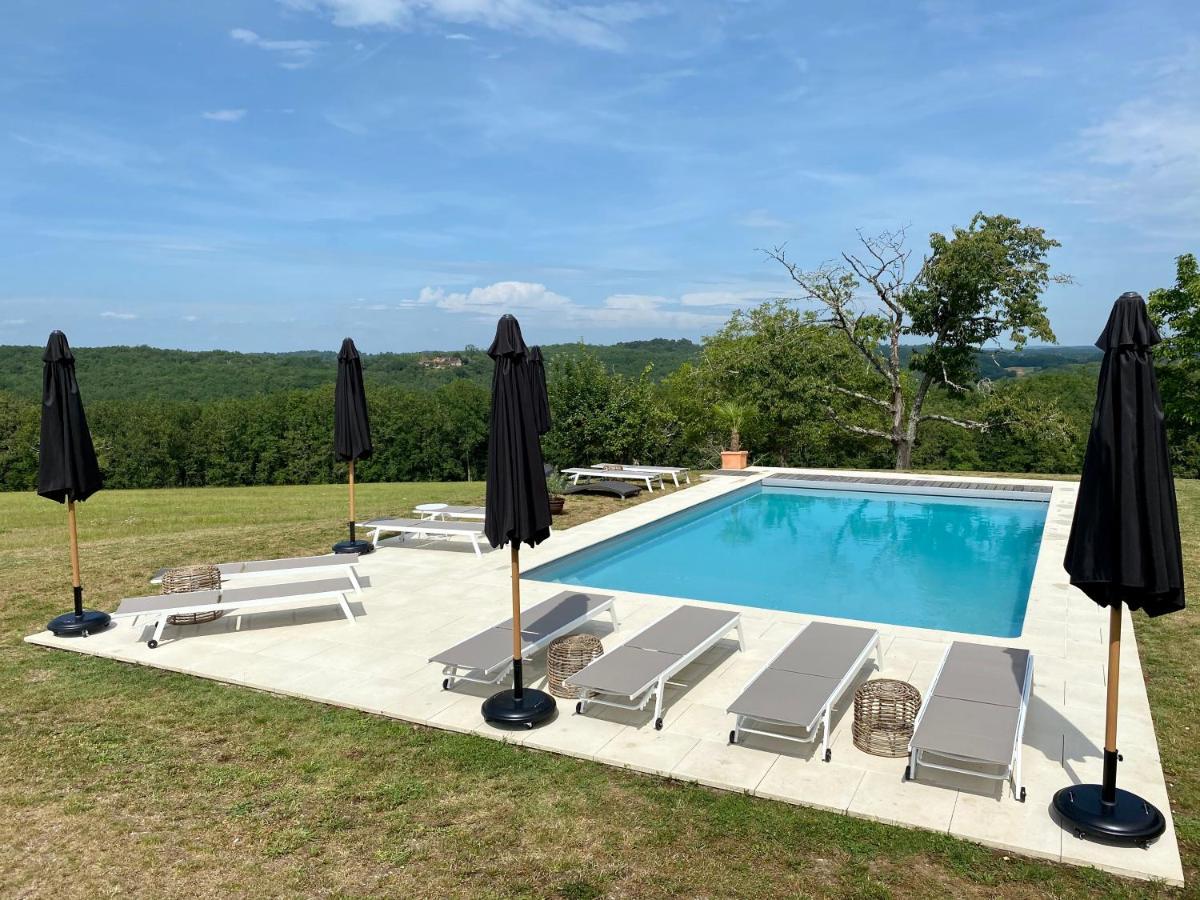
left=116, top=576, right=357, bottom=616
left=151, top=553, right=358, bottom=584
left=911, top=642, right=1030, bottom=765
left=566, top=606, right=739, bottom=695
left=729, top=622, right=877, bottom=726
left=435, top=505, right=485, bottom=517
left=363, top=517, right=481, bottom=533
left=430, top=591, right=613, bottom=669
left=561, top=481, right=642, bottom=498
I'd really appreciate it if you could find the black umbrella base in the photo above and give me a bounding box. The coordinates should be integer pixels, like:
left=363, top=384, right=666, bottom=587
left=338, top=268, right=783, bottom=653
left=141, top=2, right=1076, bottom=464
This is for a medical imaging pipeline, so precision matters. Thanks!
left=47, top=609, right=111, bottom=638
left=1054, top=784, right=1166, bottom=847
left=481, top=688, right=557, bottom=728
left=333, top=539, right=374, bottom=555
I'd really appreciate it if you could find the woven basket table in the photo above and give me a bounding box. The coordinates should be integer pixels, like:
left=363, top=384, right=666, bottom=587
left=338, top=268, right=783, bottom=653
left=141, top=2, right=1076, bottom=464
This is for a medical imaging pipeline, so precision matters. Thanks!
left=161, top=564, right=224, bottom=626
left=547, top=633, right=604, bottom=699
left=852, top=679, right=921, bottom=758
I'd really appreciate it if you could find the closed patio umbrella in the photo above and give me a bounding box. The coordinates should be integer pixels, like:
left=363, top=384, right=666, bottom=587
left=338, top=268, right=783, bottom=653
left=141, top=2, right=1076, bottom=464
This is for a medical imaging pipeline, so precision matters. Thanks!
left=1053, top=292, right=1184, bottom=846
left=528, top=345, right=551, bottom=437
left=481, top=315, right=556, bottom=727
left=39, top=331, right=111, bottom=637
left=333, top=337, right=374, bottom=555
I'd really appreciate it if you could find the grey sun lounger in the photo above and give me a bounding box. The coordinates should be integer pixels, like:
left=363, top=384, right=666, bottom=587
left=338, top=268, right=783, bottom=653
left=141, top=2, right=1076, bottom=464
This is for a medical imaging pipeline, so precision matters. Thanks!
left=594, top=464, right=691, bottom=486
left=906, top=641, right=1034, bottom=802
left=415, top=505, right=486, bottom=521
left=150, top=553, right=362, bottom=588
left=359, top=517, right=486, bottom=557
left=431, top=591, right=618, bottom=691
left=113, top=576, right=359, bottom=648
left=562, top=467, right=664, bottom=492
left=561, top=480, right=642, bottom=499
left=728, top=621, right=880, bottom=762
left=568, top=605, right=744, bottom=730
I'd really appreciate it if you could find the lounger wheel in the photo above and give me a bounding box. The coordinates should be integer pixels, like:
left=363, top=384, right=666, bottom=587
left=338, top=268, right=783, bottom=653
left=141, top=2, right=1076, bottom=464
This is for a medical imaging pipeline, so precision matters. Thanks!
left=823, top=749, right=832, bottom=763
left=654, top=717, right=663, bottom=731
left=903, top=765, right=911, bottom=781
left=147, top=639, right=158, bottom=649
left=1019, top=787, right=1027, bottom=803
left=442, top=678, right=450, bottom=690
left=728, top=729, right=737, bottom=745
left=575, top=701, right=582, bottom=714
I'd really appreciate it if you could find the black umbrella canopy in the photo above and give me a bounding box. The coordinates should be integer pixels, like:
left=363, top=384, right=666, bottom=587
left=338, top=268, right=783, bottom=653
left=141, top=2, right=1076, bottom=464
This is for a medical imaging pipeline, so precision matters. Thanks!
left=485, top=316, right=552, bottom=549
left=527, top=345, right=551, bottom=437
left=334, top=337, right=373, bottom=462
left=38, top=331, right=103, bottom=504
left=1063, top=292, right=1185, bottom=617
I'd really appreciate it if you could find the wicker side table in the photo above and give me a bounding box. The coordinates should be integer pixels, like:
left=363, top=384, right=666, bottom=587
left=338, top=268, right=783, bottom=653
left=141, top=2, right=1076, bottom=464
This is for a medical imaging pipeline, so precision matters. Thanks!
left=547, top=633, right=604, bottom=699
left=161, top=564, right=224, bottom=626
left=852, top=679, right=921, bottom=758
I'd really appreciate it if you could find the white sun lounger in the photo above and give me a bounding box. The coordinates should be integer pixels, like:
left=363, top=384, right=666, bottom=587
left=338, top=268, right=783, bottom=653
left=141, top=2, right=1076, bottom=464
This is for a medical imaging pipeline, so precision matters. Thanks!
left=594, top=464, right=691, bottom=486
left=728, top=621, right=880, bottom=762
left=150, top=554, right=362, bottom=589
left=113, top=576, right=359, bottom=648
left=906, top=641, right=1033, bottom=802
left=568, top=605, right=744, bottom=730
left=359, top=517, right=486, bottom=557
left=415, top=505, right=486, bottom=521
left=562, top=467, right=664, bottom=492
left=431, top=590, right=618, bottom=691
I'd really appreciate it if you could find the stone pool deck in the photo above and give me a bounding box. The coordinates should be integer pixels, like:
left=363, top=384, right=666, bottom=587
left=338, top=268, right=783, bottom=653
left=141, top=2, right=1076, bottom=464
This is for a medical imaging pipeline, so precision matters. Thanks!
left=25, top=468, right=1183, bottom=886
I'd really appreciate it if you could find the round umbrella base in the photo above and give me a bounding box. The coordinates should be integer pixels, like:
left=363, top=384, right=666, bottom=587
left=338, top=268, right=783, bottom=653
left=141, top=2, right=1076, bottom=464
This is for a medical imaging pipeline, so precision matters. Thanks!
left=481, top=688, right=557, bottom=728
left=333, top=539, right=374, bottom=555
left=47, top=609, right=111, bottom=638
left=1054, top=784, right=1165, bottom=847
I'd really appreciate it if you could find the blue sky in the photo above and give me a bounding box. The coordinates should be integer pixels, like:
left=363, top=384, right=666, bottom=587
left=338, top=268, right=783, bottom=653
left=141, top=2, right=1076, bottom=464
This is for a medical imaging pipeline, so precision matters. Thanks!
left=1, top=0, right=1197, bottom=352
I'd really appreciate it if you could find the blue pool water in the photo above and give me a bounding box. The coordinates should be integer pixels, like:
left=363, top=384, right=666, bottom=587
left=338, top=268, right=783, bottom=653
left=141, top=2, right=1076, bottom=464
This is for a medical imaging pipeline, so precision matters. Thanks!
left=528, top=485, right=1048, bottom=637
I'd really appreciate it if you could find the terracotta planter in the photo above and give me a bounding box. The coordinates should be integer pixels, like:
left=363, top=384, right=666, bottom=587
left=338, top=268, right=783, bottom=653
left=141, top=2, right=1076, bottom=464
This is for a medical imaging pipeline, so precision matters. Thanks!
left=720, top=450, right=749, bottom=470
left=549, top=496, right=566, bottom=515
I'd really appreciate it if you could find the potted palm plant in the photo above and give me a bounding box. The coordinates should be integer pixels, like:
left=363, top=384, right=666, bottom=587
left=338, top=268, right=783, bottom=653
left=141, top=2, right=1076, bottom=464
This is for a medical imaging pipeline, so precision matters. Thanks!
left=714, top=400, right=751, bottom=470
left=545, top=472, right=569, bottom=515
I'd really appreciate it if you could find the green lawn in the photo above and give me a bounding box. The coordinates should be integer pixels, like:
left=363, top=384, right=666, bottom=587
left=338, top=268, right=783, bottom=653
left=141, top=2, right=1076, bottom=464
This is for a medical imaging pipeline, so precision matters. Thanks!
left=1, top=480, right=1196, bottom=898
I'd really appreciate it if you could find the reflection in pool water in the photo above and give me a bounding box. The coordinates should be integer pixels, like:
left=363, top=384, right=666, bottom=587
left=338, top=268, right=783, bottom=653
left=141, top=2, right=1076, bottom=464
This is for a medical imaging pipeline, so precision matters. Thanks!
left=528, top=485, right=1047, bottom=637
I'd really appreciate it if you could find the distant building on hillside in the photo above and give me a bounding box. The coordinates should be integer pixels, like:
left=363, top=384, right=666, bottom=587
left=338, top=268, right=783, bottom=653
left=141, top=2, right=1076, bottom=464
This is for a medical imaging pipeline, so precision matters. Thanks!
left=418, top=355, right=465, bottom=369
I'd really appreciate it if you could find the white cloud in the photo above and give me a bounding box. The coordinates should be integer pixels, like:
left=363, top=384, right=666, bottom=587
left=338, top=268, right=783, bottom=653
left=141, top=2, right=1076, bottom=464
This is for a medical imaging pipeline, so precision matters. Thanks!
left=279, top=0, right=659, bottom=50
left=1, top=318, right=27, bottom=326
left=424, top=280, right=574, bottom=314
left=182, top=315, right=199, bottom=322
left=230, top=27, right=324, bottom=68
left=679, top=290, right=768, bottom=307
left=202, top=109, right=247, bottom=122
left=101, top=311, right=137, bottom=320
left=737, top=208, right=793, bottom=230
left=445, top=32, right=473, bottom=40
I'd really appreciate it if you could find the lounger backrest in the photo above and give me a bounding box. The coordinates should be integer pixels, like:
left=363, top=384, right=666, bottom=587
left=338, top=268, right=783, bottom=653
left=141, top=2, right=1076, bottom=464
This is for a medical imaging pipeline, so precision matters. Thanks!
left=117, top=590, right=223, bottom=616
left=364, top=518, right=481, bottom=532
left=516, top=592, right=610, bottom=637
left=628, top=606, right=737, bottom=655
left=770, top=622, right=877, bottom=677
left=238, top=555, right=357, bottom=574
left=933, top=642, right=1029, bottom=708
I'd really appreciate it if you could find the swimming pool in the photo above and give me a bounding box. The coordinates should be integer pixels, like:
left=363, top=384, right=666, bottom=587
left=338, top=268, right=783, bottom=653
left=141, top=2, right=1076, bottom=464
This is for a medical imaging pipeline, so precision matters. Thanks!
left=528, top=483, right=1048, bottom=637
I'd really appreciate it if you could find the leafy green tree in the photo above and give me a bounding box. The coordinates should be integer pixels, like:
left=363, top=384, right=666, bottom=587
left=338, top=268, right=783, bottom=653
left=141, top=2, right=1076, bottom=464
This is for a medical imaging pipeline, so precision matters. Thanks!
left=1148, top=253, right=1200, bottom=475
left=766, top=213, right=1067, bottom=468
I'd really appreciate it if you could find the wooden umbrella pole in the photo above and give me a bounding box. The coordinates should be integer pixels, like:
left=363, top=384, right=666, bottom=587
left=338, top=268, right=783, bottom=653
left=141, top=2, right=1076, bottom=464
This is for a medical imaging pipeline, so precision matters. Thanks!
left=67, top=499, right=83, bottom=616
left=511, top=545, right=523, bottom=698
left=1102, top=604, right=1122, bottom=802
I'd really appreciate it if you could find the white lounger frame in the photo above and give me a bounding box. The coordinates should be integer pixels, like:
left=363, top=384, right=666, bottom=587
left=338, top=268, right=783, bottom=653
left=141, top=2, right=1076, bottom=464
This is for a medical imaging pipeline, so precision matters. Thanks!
left=593, top=464, right=691, bottom=486
left=562, top=468, right=664, bottom=492
left=150, top=557, right=362, bottom=589
left=114, top=583, right=357, bottom=649
left=361, top=520, right=485, bottom=557
left=416, top=507, right=486, bottom=521
left=729, top=628, right=881, bottom=762
left=906, top=645, right=1034, bottom=802
left=574, top=612, right=745, bottom=730
left=439, top=597, right=620, bottom=690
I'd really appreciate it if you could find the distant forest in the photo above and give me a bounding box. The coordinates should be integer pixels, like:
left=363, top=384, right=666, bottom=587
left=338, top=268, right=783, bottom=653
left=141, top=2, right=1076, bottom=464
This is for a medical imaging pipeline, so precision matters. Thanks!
left=0, top=339, right=1099, bottom=404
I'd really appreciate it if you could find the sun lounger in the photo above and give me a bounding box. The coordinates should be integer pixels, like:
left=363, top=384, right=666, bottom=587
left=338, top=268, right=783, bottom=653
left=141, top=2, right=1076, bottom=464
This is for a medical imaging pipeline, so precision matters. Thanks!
left=431, top=591, right=618, bottom=691
left=113, top=576, right=359, bottom=648
left=415, top=505, right=486, bottom=521
left=568, top=605, right=744, bottom=730
left=906, top=641, right=1033, bottom=802
left=594, top=464, right=691, bottom=486
left=359, top=517, right=486, bottom=557
left=728, top=621, right=880, bottom=761
left=561, top=480, right=642, bottom=499
left=562, top=467, right=664, bottom=492
left=150, top=554, right=362, bottom=589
